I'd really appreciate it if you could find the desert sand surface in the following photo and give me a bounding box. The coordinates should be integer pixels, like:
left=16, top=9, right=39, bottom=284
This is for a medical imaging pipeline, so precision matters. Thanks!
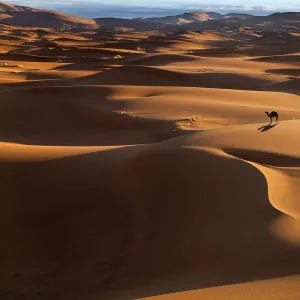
left=0, top=2, right=300, bottom=300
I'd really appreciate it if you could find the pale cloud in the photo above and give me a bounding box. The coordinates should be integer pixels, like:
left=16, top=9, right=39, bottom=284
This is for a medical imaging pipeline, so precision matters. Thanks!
left=8, top=0, right=300, bottom=18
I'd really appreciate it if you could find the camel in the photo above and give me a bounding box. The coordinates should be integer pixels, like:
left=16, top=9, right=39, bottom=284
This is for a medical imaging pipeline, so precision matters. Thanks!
left=265, top=111, right=279, bottom=124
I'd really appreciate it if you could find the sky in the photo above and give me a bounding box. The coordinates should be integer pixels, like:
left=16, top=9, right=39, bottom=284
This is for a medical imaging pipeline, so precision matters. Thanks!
left=8, top=0, right=300, bottom=18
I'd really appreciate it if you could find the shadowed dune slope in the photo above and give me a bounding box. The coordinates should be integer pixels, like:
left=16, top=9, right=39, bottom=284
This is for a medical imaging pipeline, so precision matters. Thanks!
left=0, top=86, right=181, bottom=145
left=2, top=121, right=300, bottom=300
left=263, top=78, right=300, bottom=95
left=126, top=54, right=199, bottom=66
left=69, top=65, right=277, bottom=90
left=250, top=54, right=300, bottom=64
left=0, top=85, right=299, bottom=145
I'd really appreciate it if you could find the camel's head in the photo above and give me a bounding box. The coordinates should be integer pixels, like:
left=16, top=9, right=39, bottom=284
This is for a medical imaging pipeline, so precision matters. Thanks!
left=265, top=112, right=269, bottom=116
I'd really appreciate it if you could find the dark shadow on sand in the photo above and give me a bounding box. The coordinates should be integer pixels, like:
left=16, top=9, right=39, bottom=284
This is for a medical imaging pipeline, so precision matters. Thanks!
left=258, top=123, right=277, bottom=132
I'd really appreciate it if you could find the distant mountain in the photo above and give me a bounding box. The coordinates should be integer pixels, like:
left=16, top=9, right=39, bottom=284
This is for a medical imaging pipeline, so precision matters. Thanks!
left=178, top=12, right=300, bottom=31
left=96, top=11, right=300, bottom=32
left=267, top=12, right=300, bottom=21
left=0, top=1, right=299, bottom=32
left=94, top=11, right=242, bottom=31
left=0, top=0, right=97, bottom=29
left=136, top=12, right=224, bottom=25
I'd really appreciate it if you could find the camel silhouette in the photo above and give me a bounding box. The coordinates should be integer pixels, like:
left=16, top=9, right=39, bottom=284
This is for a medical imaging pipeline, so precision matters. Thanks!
left=265, top=111, right=279, bottom=124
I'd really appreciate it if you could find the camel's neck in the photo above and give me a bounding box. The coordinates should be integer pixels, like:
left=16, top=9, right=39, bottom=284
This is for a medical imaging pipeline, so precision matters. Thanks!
left=266, top=112, right=270, bottom=117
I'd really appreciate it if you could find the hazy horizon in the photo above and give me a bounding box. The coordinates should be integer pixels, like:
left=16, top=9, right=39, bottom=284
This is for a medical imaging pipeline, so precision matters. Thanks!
left=7, top=0, right=300, bottom=19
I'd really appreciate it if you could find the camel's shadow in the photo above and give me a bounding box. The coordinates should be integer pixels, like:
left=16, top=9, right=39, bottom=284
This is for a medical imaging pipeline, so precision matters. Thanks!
left=258, top=123, right=277, bottom=132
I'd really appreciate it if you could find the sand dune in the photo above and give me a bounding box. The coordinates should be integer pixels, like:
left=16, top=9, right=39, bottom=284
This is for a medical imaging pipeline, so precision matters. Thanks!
left=263, top=78, right=300, bottom=95
left=2, top=122, right=300, bottom=300
left=0, top=70, right=96, bottom=82
left=138, top=275, right=300, bottom=300
left=265, top=68, right=300, bottom=76
left=0, top=4, right=300, bottom=300
left=0, top=142, right=121, bottom=162
left=250, top=54, right=300, bottom=64
left=0, top=1, right=98, bottom=29
left=69, top=65, right=282, bottom=91
left=167, top=31, right=234, bottom=41
left=127, top=54, right=199, bottom=66
left=0, top=82, right=299, bottom=144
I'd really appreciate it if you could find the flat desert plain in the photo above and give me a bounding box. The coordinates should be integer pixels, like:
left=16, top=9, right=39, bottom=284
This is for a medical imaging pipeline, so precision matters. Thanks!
left=0, top=9, right=300, bottom=300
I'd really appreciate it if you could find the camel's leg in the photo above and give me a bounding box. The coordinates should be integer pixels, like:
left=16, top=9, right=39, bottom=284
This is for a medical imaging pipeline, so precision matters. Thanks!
left=269, top=117, right=272, bottom=124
